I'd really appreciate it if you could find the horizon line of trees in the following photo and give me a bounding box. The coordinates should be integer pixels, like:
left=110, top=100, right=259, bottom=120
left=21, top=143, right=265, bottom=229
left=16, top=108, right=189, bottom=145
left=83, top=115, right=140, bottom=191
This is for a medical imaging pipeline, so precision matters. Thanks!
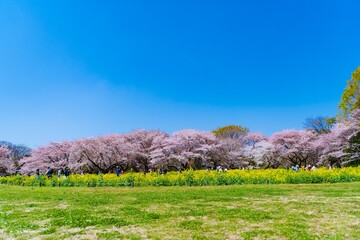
left=0, top=108, right=358, bottom=175
left=1, top=66, right=360, bottom=175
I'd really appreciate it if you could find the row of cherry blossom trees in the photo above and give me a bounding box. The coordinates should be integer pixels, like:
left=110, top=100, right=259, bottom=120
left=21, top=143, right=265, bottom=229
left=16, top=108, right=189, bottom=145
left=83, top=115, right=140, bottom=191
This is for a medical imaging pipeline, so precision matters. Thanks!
left=10, top=110, right=357, bottom=175
left=1, top=67, right=358, bottom=175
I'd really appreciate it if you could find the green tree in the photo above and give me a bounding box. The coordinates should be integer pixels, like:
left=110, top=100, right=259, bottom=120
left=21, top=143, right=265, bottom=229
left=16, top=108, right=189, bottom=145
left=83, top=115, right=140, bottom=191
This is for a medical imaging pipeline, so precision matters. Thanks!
left=212, top=125, right=249, bottom=139
left=339, top=66, right=360, bottom=116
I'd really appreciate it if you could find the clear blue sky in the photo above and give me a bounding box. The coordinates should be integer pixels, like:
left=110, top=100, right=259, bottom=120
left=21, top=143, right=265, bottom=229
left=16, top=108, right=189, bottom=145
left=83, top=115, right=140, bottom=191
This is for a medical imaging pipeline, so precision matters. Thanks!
left=1, top=0, right=359, bottom=148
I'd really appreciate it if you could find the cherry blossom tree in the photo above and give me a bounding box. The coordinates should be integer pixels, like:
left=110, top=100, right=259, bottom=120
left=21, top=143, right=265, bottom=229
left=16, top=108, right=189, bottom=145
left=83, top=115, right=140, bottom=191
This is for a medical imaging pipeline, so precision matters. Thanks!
left=241, top=133, right=268, bottom=166
left=216, top=132, right=266, bottom=169
left=220, top=138, right=246, bottom=168
left=20, top=141, right=72, bottom=174
left=149, top=136, right=179, bottom=170
left=246, top=141, right=281, bottom=168
left=0, top=141, right=31, bottom=173
left=69, top=135, right=130, bottom=174
left=243, top=132, right=267, bottom=147
left=0, top=146, right=14, bottom=174
left=150, top=130, right=220, bottom=170
left=0, top=141, right=31, bottom=160
left=270, top=130, right=318, bottom=167
left=345, top=131, right=360, bottom=166
left=123, top=130, right=168, bottom=173
left=241, top=133, right=284, bottom=169
left=194, top=133, right=228, bottom=169
left=0, top=146, right=9, bottom=158
left=100, top=134, right=134, bottom=172
left=316, top=110, right=360, bottom=167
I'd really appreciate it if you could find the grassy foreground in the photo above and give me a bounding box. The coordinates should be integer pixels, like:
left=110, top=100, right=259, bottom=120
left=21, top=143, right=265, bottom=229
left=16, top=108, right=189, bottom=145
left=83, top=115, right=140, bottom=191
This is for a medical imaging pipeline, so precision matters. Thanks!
left=0, top=183, right=360, bottom=240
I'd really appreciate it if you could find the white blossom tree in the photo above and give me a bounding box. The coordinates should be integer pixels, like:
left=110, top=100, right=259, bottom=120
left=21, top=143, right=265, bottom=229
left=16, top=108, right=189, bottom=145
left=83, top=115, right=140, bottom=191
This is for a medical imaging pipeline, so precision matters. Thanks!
left=316, top=110, right=360, bottom=167
left=150, top=130, right=219, bottom=170
left=20, top=141, right=72, bottom=174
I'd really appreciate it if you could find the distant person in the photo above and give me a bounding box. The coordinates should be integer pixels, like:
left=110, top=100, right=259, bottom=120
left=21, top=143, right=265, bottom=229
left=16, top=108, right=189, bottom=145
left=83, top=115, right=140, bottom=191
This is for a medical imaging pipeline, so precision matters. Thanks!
left=306, top=165, right=312, bottom=171
left=116, top=166, right=122, bottom=177
left=35, top=169, right=40, bottom=180
left=292, top=165, right=299, bottom=172
left=45, top=167, right=53, bottom=178
left=57, top=168, right=63, bottom=179
left=64, top=167, right=70, bottom=177
left=311, top=165, right=316, bottom=171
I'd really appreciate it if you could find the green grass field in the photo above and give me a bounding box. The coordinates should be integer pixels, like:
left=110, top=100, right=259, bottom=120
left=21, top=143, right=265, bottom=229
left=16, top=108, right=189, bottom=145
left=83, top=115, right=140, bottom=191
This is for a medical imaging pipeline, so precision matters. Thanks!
left=1, top=183, right=360, bottom=239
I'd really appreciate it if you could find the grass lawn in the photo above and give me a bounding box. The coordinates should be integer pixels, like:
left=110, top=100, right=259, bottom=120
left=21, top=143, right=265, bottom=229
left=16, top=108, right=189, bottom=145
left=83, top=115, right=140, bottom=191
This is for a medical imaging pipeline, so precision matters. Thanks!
left=0, top=183, right=360, bottom=239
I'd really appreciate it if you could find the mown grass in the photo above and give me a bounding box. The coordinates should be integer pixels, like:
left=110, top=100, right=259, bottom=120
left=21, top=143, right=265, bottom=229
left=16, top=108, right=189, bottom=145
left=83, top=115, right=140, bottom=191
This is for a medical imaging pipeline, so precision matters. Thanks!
left=0, top=183, right=360, bottom=239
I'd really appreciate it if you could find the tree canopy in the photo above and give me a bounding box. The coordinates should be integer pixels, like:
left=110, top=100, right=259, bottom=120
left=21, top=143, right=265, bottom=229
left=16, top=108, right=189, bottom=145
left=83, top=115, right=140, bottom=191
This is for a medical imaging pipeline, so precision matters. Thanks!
left=303, top=116, right=335, bottom=134
left=339, top=66, right=360, bottom=116
left=212, top=125, right=249, bottom=139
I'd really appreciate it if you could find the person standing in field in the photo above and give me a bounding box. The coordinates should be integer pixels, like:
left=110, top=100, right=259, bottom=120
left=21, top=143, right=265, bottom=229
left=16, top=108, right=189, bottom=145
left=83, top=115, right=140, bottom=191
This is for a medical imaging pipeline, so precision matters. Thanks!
left=45, top=167, right=53, bottom=178
left=35, top=169, right=40, bottom=180
left=57, top=168, right=63, bottom=179
left=292, top=165, right=299, bottom=172
left=116, top=166, right=122, bottom=177
left=64, top=167, right=70, bottom=177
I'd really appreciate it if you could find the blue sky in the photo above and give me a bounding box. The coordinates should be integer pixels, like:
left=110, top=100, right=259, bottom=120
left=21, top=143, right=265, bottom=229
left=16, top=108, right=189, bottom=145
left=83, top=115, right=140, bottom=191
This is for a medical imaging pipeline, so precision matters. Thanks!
left=1, top=0, right=359, bottom=148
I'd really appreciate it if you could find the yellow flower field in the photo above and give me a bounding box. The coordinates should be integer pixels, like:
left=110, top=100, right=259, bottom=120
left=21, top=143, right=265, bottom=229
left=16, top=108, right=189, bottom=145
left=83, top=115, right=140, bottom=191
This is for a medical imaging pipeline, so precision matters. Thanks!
left=1, top=167, right=360, bottom=187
